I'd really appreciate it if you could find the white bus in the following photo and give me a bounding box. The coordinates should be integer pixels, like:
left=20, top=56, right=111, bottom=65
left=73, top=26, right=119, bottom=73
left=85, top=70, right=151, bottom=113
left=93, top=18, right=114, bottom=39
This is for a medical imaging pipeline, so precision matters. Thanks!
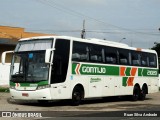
left=2, top=36, right=159, bottom=105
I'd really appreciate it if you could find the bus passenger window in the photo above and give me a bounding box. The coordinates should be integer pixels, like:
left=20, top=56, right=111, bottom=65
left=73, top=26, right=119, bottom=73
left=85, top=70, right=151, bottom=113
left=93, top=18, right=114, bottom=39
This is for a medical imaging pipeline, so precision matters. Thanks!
left=118, top=49, right=129, bottom=65
left=132, top=60, right=140, bottom=66
left=141, top=52, right=149, bottom=67
left=106, top=57, right=116, bottom=63
left=72, top=53, right=80, bottom=60
left=105, top=47, right=117, bottom=64
left=149, top=53, right=157, bottom=68
left=131, top=51, right=141, bottom=66
left=90, top=44, right=103, bottom=63
left=72, top=41, right=89, bottom=62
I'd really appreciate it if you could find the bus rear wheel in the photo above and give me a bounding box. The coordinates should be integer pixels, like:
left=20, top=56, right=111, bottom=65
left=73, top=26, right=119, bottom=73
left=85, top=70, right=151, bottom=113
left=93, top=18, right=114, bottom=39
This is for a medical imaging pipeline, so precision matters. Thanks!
left=132, top=86, right=140, bottom=101
left=139, top=86, right=147, bottom=100
left=71, top=87, right=82, bottom=106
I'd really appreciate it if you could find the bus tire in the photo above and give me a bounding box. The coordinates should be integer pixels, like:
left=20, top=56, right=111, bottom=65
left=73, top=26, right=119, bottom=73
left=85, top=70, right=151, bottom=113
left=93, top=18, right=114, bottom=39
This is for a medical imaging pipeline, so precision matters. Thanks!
left=71, top=87, right=82, bottom=106
left=38, top=100, right=49, bottom=104
left=139, top=86, right=147, bottom=101
left=132, top=86, right=140, bottom=101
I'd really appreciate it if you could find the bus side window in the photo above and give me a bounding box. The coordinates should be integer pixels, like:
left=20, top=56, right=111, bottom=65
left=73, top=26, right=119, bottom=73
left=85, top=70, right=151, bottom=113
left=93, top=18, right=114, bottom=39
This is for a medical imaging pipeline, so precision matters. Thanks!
left=105, top=47, right=117, bottom=64
left=129, top=52, right=132, bottom=65
left=89, top=44, right=103, bottom=63
left=131, top=51, right=141, bottom=66
left=149, top=53, right=157, bottom=68
left=102, top=49, right=105, bottom=63
left=118, top=48, right=129, bottom=65
left=72, top=41, right=89, bottom=62
left=141, top=52, right=149, bottom=67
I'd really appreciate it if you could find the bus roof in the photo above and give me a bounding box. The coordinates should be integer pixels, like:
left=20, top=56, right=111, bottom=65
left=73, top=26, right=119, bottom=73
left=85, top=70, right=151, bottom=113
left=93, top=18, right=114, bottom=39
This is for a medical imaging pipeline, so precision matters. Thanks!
left=19, top=35, right=157, bottom=54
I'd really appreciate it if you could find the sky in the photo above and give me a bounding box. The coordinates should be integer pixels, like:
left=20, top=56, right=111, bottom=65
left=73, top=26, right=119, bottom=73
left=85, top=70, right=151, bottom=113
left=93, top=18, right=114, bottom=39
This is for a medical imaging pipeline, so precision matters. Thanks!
left=0, top=0, right=160, bottom=48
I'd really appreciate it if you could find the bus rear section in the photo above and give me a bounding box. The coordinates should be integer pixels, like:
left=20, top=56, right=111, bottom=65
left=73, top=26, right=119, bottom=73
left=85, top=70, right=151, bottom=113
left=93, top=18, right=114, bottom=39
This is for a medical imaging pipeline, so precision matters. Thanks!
left=71, top=40, right=159, bottom=102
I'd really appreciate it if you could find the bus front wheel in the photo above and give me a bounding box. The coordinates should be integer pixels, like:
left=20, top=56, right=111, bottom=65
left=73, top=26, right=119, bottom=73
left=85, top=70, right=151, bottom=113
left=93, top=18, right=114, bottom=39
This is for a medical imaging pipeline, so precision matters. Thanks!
left=71, top=87, right=82, bottom=106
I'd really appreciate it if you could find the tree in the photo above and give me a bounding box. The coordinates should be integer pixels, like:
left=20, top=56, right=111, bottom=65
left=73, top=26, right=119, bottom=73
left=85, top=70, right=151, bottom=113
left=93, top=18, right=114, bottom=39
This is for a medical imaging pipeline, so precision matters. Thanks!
left=151, top=43, right=160, bottom=73
left=152, top=43, right=160, bottom=57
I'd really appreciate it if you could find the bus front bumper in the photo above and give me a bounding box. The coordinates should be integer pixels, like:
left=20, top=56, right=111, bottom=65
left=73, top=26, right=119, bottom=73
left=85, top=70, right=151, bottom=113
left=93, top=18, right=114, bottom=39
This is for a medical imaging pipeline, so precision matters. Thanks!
left=10, top=88, right=52, bottom=100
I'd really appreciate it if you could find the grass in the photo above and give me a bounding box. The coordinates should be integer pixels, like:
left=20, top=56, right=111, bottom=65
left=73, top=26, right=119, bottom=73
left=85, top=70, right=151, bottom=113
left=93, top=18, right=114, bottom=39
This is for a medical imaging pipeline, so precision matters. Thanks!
left=0, top=87, right=9, bottom=92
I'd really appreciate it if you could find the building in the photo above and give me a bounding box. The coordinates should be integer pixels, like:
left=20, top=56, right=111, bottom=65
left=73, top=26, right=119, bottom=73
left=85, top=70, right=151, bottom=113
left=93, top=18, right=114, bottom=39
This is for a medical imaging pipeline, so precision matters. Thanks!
left=0, top=25, right=53, bottom=86
left=0, top=25, right=53, bottom=62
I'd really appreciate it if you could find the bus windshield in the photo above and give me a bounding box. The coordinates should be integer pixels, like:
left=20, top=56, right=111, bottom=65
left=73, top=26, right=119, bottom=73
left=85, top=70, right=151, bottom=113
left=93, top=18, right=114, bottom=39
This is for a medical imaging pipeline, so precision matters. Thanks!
left=10, top=39, right=53, bottom=83
left=11, top=51, right=49, bottom=83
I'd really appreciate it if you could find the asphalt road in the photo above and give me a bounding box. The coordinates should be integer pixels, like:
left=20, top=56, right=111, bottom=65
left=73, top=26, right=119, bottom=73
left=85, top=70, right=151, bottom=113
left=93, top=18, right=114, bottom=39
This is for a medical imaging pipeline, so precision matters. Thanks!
left=0, top=92, right=160, bottom=120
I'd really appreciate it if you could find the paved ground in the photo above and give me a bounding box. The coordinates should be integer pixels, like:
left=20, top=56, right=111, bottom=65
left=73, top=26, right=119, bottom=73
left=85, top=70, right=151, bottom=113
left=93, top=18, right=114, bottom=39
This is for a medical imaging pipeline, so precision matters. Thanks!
left=0, top=92, right=160, bottom=120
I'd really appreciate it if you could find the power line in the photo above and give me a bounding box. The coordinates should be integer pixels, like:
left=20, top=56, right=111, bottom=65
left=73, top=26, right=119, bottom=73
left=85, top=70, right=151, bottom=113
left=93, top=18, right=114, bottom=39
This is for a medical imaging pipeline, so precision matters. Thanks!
left=34, top=0, right=160, bottom=36
left=36, top=0, right=127, bottom=29
left=86, top=30, right=160, bottom=36
left=28, top=28, right=160, bottom=36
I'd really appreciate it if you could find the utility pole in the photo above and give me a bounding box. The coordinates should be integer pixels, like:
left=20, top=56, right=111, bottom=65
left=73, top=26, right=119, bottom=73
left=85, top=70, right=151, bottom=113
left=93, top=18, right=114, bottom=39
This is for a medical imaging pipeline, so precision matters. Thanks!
left=81, top=20, right=86, bottom=39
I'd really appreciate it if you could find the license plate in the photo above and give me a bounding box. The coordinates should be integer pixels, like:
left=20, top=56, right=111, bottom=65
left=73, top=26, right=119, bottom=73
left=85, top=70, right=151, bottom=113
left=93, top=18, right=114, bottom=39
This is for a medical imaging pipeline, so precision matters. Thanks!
left=22, top=93, right=29, bottom=97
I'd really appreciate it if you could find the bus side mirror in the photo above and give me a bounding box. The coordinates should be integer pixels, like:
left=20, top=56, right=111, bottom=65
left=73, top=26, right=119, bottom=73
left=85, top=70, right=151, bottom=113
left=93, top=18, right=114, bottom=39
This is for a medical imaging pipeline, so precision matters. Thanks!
left=1, top=51, right=14, bottom=65
left=45, top=48, right=55, bottom=63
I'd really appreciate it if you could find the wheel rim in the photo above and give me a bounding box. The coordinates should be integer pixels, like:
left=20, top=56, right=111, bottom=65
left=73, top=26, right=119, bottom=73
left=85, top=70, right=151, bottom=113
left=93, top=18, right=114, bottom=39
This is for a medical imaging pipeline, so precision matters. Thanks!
left=141, top=89, right=146, bottom=99
left=73, top=92, right=81, bottom=102
left=133, top=88, right=139, bottom=100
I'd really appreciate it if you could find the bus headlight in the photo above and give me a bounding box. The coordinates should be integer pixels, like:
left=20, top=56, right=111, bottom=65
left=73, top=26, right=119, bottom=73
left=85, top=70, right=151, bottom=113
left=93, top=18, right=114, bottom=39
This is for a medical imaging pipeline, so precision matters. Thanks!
left=37, top=85, right=51, bottom=90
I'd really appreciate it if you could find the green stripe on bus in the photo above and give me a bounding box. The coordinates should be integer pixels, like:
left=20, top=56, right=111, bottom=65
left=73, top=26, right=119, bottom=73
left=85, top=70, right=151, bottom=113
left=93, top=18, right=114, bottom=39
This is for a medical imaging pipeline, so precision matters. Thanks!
left=72, top=63, right=119, bottom=76
left=10, top=80, right=48, bottom=87
left=72, top=63, right=158, bottom=77
left=125, top=67, right=131, bottom=76
left=138, top=68, right=143, bottom=76
left=122, top=77, right=128, bottom=87
left=138, top=68, right=159, bottom=77
left=107, top=66, right=119, bottom=76
left=72, top=63, right=77, bottom=74
left=79, top=64, right=107, bottom=75
left=141, top=69, right=159, bottom=77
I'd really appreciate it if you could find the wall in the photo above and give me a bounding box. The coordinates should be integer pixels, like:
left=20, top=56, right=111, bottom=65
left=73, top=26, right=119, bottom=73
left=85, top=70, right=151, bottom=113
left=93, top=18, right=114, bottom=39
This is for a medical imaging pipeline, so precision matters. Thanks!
left=0, top=26, right=53, bottom=40
left=0, top=63, right=10, bottom=86
left=0, top=63, right=19, bottom=86
left=0, top=45, right=15, bottom=63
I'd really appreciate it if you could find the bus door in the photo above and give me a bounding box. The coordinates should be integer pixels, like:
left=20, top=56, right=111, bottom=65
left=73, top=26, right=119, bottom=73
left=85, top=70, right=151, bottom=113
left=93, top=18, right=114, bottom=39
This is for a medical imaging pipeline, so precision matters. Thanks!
left=50, top=39, right=70, bottom=99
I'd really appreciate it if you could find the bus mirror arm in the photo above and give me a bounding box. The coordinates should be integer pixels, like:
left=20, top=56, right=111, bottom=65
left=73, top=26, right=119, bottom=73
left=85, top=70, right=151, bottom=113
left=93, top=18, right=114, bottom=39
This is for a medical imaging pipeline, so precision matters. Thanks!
left=1, top=51, right=14, bottom=65
left=45, top=48, right=55, bottom=64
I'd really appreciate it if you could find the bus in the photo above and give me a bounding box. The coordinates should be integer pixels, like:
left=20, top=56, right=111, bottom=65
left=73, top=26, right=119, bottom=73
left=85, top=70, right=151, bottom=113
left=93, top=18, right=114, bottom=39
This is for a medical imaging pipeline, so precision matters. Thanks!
left=1, top=36, right=159, bottom=106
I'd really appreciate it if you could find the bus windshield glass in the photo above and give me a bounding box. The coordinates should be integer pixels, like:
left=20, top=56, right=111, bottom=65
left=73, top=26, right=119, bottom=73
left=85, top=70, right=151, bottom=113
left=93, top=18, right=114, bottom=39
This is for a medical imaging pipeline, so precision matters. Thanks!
left=15, top=39, right=53, bottom=52
left=11, top=39, right=53, bottom=83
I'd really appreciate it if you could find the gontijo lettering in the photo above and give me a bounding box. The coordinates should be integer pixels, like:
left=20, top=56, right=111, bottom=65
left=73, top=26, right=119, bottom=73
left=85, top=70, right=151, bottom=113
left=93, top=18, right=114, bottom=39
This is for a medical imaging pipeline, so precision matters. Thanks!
left=82, top=66, right=106, bottom=74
